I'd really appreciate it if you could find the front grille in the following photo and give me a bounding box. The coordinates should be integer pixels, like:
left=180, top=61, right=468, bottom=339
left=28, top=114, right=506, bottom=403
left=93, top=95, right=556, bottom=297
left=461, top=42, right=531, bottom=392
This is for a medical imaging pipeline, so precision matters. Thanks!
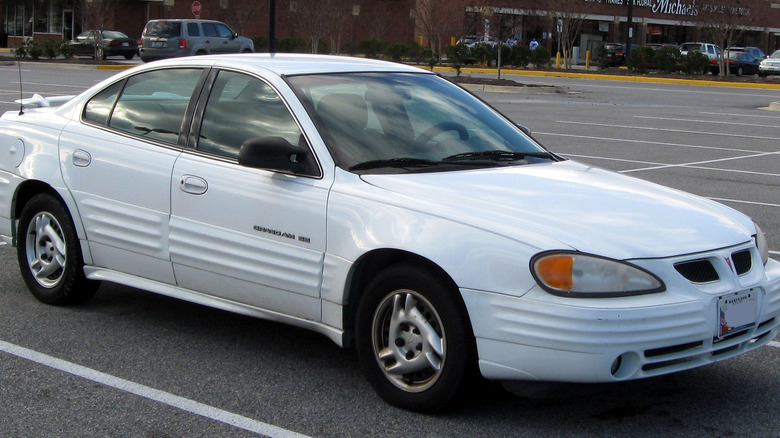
left=731, top=250, right=752, bottom=275
left=674, top=259, right=719, bottom=283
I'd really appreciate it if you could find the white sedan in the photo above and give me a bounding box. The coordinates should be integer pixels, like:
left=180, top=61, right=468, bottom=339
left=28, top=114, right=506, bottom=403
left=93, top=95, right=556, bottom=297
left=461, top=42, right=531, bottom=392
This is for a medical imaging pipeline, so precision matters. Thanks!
left=0, top=54, right=778, bottom=412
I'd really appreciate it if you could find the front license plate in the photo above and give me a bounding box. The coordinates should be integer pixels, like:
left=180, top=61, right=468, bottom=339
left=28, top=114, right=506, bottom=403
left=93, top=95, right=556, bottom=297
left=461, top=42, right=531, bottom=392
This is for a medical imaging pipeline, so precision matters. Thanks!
left=718, top=291, right=757, bottom=337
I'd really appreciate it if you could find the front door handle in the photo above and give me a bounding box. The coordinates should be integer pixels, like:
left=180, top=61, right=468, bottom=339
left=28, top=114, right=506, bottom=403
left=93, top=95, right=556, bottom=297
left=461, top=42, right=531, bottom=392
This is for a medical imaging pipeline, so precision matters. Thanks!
left=179, top=175, right=208, bottom=195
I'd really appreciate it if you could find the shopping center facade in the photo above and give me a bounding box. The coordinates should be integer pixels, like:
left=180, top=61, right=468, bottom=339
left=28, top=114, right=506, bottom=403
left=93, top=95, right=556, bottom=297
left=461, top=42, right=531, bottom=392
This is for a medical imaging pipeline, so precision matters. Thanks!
left=2, top=0, right=778, bottom=56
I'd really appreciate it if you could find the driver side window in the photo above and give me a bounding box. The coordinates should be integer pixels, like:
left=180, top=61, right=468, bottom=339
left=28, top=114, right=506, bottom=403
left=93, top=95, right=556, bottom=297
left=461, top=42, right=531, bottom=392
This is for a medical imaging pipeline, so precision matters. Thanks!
left=197, top=71, right=305, bottom=159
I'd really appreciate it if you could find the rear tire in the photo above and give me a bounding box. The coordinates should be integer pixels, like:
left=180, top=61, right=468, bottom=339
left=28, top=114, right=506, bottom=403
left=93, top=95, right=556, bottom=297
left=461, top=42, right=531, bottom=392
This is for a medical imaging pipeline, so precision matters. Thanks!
left=355, top=262, right=476, bottom=412
left=16, top=194, right=100, bottom=305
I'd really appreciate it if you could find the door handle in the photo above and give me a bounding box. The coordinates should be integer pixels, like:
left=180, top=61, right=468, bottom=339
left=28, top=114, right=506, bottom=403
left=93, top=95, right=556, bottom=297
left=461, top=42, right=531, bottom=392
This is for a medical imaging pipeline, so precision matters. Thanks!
left=72, top=149, right=91, bottom=167
left=179, top=175, right=208, bottom=195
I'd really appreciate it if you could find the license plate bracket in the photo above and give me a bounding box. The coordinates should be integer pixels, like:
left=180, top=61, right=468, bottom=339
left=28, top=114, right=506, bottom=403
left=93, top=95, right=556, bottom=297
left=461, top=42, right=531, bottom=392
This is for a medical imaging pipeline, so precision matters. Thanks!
left=718, top=291, right=757, bottom=338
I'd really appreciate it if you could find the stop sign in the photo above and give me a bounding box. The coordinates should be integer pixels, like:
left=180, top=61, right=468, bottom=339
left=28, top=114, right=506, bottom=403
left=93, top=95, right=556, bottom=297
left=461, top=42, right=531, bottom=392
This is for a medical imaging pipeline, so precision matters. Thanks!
left=192, top=1, right=201, bottom=17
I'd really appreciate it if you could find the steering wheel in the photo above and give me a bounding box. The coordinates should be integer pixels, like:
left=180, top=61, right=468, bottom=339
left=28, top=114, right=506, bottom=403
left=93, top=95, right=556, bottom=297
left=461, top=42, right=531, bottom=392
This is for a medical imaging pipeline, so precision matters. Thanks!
left=413, top=122, right=469, bottom=148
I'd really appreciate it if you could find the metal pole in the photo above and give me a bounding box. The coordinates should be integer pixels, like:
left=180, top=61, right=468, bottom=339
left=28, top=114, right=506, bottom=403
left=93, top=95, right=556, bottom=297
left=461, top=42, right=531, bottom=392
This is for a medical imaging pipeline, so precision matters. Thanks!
left=624, top=0, right=633, bottom=60
left=269, top=0, right=276, bottom=54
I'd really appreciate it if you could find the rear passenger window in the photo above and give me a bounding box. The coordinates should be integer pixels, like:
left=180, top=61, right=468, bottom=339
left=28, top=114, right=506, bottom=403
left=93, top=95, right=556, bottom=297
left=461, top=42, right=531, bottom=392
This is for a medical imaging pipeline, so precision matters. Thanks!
left=202, top=23, right=218, bottom=37
left=197, top=71, right=304, bottom=159
left=98, top=68, right=203, bottom=145
left=84, top=81, right=123, bottom=125
left=187, top=22, right=200, bottom=37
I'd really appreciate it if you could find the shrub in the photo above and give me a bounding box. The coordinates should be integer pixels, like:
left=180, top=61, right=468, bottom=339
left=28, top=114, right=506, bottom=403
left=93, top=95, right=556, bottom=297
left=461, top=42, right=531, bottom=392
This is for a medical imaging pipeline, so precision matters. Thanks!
left=471, top=42, right=497, bottom=66
left=594, top=45, right=610, bottom=69
left=26, top=41, right=43, bottom=60
left=446, top=43, right=472, bottom=76
left=58, top=40, right=75, bottom=59
left=680, top=51, right=710, bottom=75
left=42, top=39, right=58, bottom=59
left=510, top=44, right=532, bottom=67
left=627, top=46, right=655, bottom=73
left=275, top=37, right=307, bottom=53
left=14, top=42, right=27, bottom=58
left=385, top=43, right=407, bottom=61
left=653, top=46, right=681, bottom=73
left=530, top=46, right=551, bottom=67
left=357, top=38, right=386, bottom=59
left=252, top=36, right=268, bottom=52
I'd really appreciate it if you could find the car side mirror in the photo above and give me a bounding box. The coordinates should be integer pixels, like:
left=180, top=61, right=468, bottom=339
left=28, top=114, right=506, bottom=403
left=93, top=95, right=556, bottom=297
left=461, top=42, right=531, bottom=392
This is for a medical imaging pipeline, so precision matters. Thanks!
left=238, top=136, right=318, bottom=176
left=517, top=124, right=532, bottom=136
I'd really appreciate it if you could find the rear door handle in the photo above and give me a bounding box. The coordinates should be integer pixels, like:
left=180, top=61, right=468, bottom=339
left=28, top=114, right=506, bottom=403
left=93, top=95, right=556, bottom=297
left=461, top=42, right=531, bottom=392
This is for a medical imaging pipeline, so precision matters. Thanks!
left=73, top=149, right=91, bottom=167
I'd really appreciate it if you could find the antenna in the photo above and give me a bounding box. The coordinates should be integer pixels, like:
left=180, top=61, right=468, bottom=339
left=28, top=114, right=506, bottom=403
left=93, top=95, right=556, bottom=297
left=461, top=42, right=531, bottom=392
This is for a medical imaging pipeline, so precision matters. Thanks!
left=17, top=61, right=24, bottom=115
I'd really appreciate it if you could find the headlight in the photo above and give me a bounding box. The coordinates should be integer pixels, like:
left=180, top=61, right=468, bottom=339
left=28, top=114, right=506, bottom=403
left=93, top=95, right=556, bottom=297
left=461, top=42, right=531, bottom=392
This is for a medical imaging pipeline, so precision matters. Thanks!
left=531, top=251, right=665, bottom=298
left=754, top=222, right=769, bottom=266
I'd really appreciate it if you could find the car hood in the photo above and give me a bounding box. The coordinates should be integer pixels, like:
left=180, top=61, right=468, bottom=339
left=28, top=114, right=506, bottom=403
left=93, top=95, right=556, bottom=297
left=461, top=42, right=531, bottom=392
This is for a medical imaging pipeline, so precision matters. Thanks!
left=359, top=160, right=754, bottom=260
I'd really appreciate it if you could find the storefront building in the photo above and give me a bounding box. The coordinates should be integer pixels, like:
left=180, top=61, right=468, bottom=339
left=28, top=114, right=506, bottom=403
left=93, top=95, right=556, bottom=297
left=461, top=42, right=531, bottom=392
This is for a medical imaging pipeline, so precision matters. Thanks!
left=1, top=0, right=778, bottom=56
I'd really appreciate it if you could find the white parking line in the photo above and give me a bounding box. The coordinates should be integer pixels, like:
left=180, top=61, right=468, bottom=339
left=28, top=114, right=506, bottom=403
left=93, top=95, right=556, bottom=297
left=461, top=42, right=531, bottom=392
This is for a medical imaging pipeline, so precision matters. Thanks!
left=535, top=131, right=766, bottom=154
left=621, top=151, right=780, bottom=174
left=0, top=340, right=310, bottom=438
left=635, top=115, right=780, bottom=130
left=770, top=341, right=780, bottom=349
left=557, top=120, right=780, bottom=141
left=701, top=111, right=780, bottom=119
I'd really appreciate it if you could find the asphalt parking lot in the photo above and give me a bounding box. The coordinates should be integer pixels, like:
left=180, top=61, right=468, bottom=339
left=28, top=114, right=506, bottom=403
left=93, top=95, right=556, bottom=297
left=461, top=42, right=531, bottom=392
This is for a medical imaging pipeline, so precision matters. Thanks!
left=0, top=62, right=778, bottom=437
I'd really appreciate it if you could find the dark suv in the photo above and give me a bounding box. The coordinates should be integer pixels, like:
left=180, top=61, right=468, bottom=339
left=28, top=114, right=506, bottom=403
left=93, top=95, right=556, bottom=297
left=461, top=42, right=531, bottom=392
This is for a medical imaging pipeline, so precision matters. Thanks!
left=139, top=19, right=253, bottom=62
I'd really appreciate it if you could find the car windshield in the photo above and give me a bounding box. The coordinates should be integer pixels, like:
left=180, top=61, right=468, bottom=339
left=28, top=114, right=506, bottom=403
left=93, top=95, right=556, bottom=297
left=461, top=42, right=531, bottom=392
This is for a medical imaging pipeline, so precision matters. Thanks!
left=287, top=72, right=555, bottom=173
left=144, top=22, right=180, bottom=38
left=771, top=51, right=780, bottom=59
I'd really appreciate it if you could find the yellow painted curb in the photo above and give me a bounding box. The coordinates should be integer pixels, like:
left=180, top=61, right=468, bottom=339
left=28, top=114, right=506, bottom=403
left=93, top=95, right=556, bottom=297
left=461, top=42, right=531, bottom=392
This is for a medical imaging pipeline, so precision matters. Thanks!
left=437, top=66, right=780, bottom=90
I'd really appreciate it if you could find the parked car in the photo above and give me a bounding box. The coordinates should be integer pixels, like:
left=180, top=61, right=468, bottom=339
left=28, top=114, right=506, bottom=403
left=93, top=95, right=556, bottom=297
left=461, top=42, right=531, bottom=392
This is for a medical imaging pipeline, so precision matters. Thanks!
left=70, top=30, right=139, bottom=60
left=2, top=54, right=778, bottom=413
left=728, top=46, right=767, bottom=60
left=759, top=50, right=780, bottom=77
left=603, top=43, right=626, bottom=66
left=139, top=19, right=253, bottom=62
left=456, top=35, right=499, bottom=47
left=680, top=42, right=721, bottom=73
left=721, top=51, right=761, bottom=76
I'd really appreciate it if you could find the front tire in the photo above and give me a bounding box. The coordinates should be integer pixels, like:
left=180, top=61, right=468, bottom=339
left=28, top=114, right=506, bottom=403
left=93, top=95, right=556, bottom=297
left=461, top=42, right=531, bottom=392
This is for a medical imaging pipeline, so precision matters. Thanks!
left=355, top=262, right=475, bottom=412
left=16, top=194, right=100, bottom=305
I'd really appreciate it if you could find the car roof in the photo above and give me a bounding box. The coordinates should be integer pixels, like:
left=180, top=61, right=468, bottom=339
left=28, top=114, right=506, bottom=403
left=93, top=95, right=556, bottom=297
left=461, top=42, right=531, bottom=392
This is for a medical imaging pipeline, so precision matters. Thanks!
left=140, top=53, right=431, bottom=76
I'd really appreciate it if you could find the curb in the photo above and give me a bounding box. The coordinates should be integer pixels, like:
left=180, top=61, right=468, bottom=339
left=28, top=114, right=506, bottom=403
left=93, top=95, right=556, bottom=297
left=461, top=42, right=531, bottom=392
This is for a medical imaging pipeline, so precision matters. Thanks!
left=457, top=83, right=567, bottom=94
left=435, top=66, right=780, bottom=91
left=763, top=101, right=780, bottom=111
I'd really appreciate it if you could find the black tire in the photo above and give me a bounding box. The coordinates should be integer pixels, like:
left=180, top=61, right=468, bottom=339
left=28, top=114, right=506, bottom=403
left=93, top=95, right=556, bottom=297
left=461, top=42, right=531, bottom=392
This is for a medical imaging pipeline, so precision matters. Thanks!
left=354, top=262, right=476, bottom=412
left=124, top=53, right=135, bottom=60
left=16, top=193, right=100, bottom=305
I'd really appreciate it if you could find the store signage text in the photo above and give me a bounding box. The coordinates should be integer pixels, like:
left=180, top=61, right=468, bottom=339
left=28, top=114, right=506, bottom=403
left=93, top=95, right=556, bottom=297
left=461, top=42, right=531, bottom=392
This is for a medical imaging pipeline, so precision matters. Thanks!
left=583, top=0, right=750, bottom=17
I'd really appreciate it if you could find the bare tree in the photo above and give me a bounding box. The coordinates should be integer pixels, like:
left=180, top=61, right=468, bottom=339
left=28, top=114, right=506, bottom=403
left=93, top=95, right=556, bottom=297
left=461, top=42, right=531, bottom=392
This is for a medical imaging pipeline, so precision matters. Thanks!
left=544, top=0, right=596, bottom=70
left=79, top=0, right=120, bottom=59
left=697, top=0, right=762, bottom=76
left=218, top=0, right=266, bottom=37
left=293, top=0, right=351, bottom=53
left=415, top=0, right=468, bottom=58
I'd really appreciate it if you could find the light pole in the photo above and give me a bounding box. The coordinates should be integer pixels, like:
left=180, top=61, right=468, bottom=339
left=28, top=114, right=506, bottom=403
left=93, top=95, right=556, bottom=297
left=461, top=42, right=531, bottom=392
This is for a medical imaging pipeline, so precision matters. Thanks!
left=624, top=0, right=633, bottom=60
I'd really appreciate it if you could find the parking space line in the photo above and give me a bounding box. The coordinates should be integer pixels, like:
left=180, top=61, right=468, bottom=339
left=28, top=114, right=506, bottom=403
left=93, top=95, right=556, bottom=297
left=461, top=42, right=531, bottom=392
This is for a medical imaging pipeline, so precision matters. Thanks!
left=0, top=340, right=310, bottom=438
left=700, top=111, right=780, bottom=120
left=557, top=120, right=780, bottom=141
left=621, top=151, right=780, bottom=175
left=635, top=115, right=780, bottom=129
left=708, top=197, right=780, bottom=209
left=562, top=153, right=780, bottom=180
left=535, top=131, right=766, bottom=154
left=770, top=341, right=780, bottom=349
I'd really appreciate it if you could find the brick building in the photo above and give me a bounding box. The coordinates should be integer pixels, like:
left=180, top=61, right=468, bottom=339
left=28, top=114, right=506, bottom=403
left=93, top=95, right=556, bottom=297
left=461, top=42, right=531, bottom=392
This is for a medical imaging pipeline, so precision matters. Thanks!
left=2, top=0, right=778, bottom=55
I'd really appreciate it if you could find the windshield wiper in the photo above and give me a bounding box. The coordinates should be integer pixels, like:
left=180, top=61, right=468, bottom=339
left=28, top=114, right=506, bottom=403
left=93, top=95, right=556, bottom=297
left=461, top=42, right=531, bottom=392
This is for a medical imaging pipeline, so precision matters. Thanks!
left=349, top=157, right=444, bottom=171
left=443, top=150, right=551, bottom=162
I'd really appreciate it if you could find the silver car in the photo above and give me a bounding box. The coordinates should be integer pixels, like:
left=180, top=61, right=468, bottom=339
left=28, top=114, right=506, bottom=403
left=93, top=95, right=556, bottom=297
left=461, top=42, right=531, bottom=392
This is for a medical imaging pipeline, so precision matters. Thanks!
left=759, top=50, right=780, bottom=77
left=139, top=19, right=253, bottom=62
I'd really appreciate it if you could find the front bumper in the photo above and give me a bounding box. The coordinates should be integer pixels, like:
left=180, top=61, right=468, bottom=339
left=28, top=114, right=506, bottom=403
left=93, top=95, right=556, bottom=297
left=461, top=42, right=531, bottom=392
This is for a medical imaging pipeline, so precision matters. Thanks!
left=462, top=246, right=780, bottom=383
left=759, top=64, right=780, bottom=75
